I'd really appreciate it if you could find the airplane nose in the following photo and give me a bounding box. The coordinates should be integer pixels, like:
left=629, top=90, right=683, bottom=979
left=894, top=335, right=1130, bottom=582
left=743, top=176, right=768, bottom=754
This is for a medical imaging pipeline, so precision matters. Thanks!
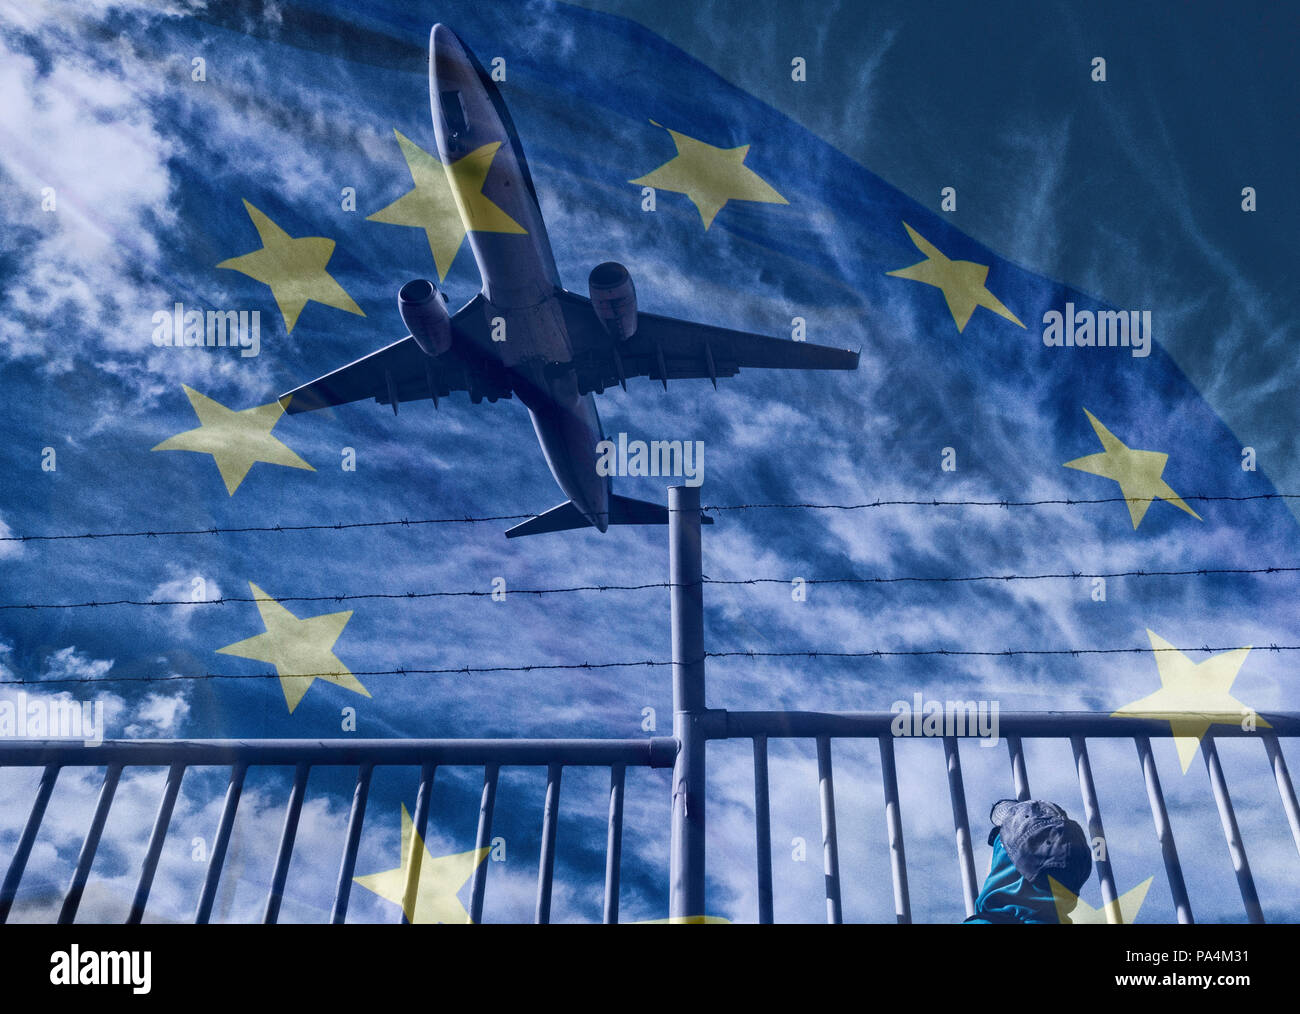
left=429, top=23, right=477, bottom=148
left=429, top=23, right=468, bottom=67
left=429, top=23, right=450, bottom=57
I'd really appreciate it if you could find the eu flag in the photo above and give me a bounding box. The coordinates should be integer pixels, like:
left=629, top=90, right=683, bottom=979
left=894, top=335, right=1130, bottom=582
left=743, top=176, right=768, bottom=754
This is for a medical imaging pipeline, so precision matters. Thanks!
left=0, top=0, right=1294, bottom=924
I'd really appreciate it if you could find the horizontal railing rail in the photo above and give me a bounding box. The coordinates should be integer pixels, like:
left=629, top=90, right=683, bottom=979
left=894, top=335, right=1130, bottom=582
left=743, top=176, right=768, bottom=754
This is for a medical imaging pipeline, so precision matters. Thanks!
left=0, top=737, right=680, bottom=767
left=713, top=710, right=1300, bottom=738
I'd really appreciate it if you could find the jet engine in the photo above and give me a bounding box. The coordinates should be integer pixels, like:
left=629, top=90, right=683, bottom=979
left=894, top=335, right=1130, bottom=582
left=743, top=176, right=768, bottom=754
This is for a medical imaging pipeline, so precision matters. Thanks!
left=588, top=262, right=637, bottom=340
left=398, top=278, right=452, bottom=357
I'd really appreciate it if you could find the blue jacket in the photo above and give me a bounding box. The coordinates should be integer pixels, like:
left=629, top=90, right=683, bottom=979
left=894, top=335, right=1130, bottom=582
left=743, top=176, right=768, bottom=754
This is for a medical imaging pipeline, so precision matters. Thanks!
left=965, top=833, right=1064, bottom=924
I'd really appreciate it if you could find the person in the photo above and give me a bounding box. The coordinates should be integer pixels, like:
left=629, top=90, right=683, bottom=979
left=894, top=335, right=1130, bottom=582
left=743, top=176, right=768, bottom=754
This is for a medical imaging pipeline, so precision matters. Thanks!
left=964, top=798, right=1093, bottom=924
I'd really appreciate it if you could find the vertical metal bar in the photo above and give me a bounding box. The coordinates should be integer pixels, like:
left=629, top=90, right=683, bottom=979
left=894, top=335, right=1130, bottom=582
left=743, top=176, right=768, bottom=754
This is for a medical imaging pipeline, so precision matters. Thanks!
left=58, top=763, right=123, bottom=925
left=194, top=761, right=247, bottom=924
left=603, top=764, right=625, bottom=925
left=535, top=763, right=562, bottom=924
left=1262, top=733, right=1300, bottom=861
left=1071, top=736, right=1119, bottom=922
left=468, top=763, right=499, bottom=925
left=752, top=735, right=774, bottom=925
left=330, top=762, right=372, bottom=924
left=0, top=764, right=60, bottom=924
left=942, top=736, right=978, bottom=917
left=669, top=484, right=706, bottom=921
left=878, top=735, right=912, bottom=924
left=815, top=736, right=842, bottom=924
left=401, top=762, right=437, bottom=924
left=1006, top=735, right=1031, bottom=800
left=1134, top=736, right=1193, bottom=923
left=1202, top=737, right=1265, bottom=923
left=263, top=762, right=310, bottom=924
left=128, top=763, right=185, bottom=924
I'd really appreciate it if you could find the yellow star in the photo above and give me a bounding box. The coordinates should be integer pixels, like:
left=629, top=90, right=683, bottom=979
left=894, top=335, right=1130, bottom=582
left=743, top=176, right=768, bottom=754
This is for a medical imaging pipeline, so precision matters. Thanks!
left=216, top=582, right=369, bottom=713
left=1063, top=409, right=1202, bottom=529
left=886, top=222, right=1025, bottom=333
left=634, top=915, right=732, bottom=924
left=217, top=200, right=364, bottom=334
left=353, top=804, right=489, bottom=924
left=1113, top=630, right=1265, bottom=773
left=1050, top=875, right=1154, bottom=924
left=629, top=121, right=788, bottom=230
left=368, top=132, right=525, bottom=281
left=151, top=385, right=314, bottom=495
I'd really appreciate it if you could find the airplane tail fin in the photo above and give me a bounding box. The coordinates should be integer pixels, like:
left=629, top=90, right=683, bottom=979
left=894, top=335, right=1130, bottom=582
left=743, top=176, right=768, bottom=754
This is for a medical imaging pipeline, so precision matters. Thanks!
left=504, top=494, right=714, bottom=538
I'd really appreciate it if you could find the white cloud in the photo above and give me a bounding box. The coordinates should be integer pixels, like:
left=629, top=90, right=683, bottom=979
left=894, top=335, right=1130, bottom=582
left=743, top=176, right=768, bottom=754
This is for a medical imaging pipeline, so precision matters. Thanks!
left=124, top=691, right=191, bottom=737
left=0, top=515, right=23, bottom=560
left=40, top=646, right=114, bottom=682
left=0, top=38, right=176, bottom=367
left=145, top=569, right=225, bottom=636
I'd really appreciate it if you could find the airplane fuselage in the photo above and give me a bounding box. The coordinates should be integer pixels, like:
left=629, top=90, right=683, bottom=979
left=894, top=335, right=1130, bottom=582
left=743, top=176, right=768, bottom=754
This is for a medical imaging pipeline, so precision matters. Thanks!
left=430, top=25, right=610, bottom=530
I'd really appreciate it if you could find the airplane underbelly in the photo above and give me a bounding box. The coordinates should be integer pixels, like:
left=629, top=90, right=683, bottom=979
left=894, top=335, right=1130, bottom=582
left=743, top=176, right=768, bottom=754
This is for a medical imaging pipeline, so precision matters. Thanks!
left=524, top=381, right=607, bottom=524
left=483, top=292, right=571, bottom=367
left=472, top=233, right=557, bottom=311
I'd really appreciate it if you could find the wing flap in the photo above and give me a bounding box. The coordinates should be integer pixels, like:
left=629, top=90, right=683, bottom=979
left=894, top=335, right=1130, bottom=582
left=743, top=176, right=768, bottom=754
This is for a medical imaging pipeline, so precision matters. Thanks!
left=279, top=295, right=512, bottom=413
left=281, top=335, right=425, bottom=413
left=557, top=290, right=858, bottom=394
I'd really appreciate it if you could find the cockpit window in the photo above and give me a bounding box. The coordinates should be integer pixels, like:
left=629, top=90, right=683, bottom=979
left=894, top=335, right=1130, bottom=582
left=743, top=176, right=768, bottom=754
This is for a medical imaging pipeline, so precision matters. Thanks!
left=439, top=90, right=467, bottom=136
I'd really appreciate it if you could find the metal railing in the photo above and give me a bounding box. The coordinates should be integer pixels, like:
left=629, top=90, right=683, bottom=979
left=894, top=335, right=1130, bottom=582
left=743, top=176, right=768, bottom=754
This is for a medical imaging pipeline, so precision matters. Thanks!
left=1, top=717, right=1294, bottom=923
left=708, top=710, right=1300, bottom=923
left=0, top=738, right=675, bottom=925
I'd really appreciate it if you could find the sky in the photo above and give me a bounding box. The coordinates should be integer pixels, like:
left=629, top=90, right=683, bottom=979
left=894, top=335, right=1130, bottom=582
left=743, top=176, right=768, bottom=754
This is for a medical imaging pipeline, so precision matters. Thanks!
left=0, top=0, right=1296, bottom=924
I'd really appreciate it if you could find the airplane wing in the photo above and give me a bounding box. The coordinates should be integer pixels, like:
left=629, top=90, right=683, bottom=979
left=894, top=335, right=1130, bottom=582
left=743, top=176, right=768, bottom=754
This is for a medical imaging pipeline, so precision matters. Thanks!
left=279, top=294, right=513, bottom=414
left=556, top=290, right=859, bottom=394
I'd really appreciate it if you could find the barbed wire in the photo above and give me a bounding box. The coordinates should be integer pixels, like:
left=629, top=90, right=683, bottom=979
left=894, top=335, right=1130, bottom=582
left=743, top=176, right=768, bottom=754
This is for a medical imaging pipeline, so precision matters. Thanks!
left=706, top=645, right=1298, bottom=660
left=0, top=514, right=535, bottom=543
left=7, top=643, right=1297, bottom=686
left=4, top=492, right=1297, bottom=544
left=2, top=660, right=672, bottom=686
left=0, top=581, right=669, bottom=611
left=706, top=564, right=1300, bottom=587
left=703, top=493, right=1300, bottom=512
left=2, top=564, right=1295, bottom=612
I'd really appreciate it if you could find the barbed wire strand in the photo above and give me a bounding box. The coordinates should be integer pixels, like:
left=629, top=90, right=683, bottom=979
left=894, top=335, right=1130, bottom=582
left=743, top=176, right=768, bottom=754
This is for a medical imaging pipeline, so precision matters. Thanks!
left=4, top=492, right=1297, bottom=543
left=7, top=643, right=1298, bottom=686
left=2, top=563, right=1297, bottom=612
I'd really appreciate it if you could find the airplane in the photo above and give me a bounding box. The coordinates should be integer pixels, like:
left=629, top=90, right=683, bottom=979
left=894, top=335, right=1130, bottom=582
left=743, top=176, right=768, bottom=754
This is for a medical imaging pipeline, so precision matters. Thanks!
left=280, top=24, right=859, bottom=538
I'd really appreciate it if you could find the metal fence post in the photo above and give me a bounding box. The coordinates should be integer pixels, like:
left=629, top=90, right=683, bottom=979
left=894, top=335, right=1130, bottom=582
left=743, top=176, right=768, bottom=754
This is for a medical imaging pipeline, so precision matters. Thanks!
left=669, top=484, right=706, bottom=921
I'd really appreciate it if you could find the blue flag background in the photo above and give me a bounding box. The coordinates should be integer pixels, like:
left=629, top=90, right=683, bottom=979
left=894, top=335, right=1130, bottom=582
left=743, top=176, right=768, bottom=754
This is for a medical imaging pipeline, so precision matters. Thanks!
left=0, top=0, right=1295, bottom=923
